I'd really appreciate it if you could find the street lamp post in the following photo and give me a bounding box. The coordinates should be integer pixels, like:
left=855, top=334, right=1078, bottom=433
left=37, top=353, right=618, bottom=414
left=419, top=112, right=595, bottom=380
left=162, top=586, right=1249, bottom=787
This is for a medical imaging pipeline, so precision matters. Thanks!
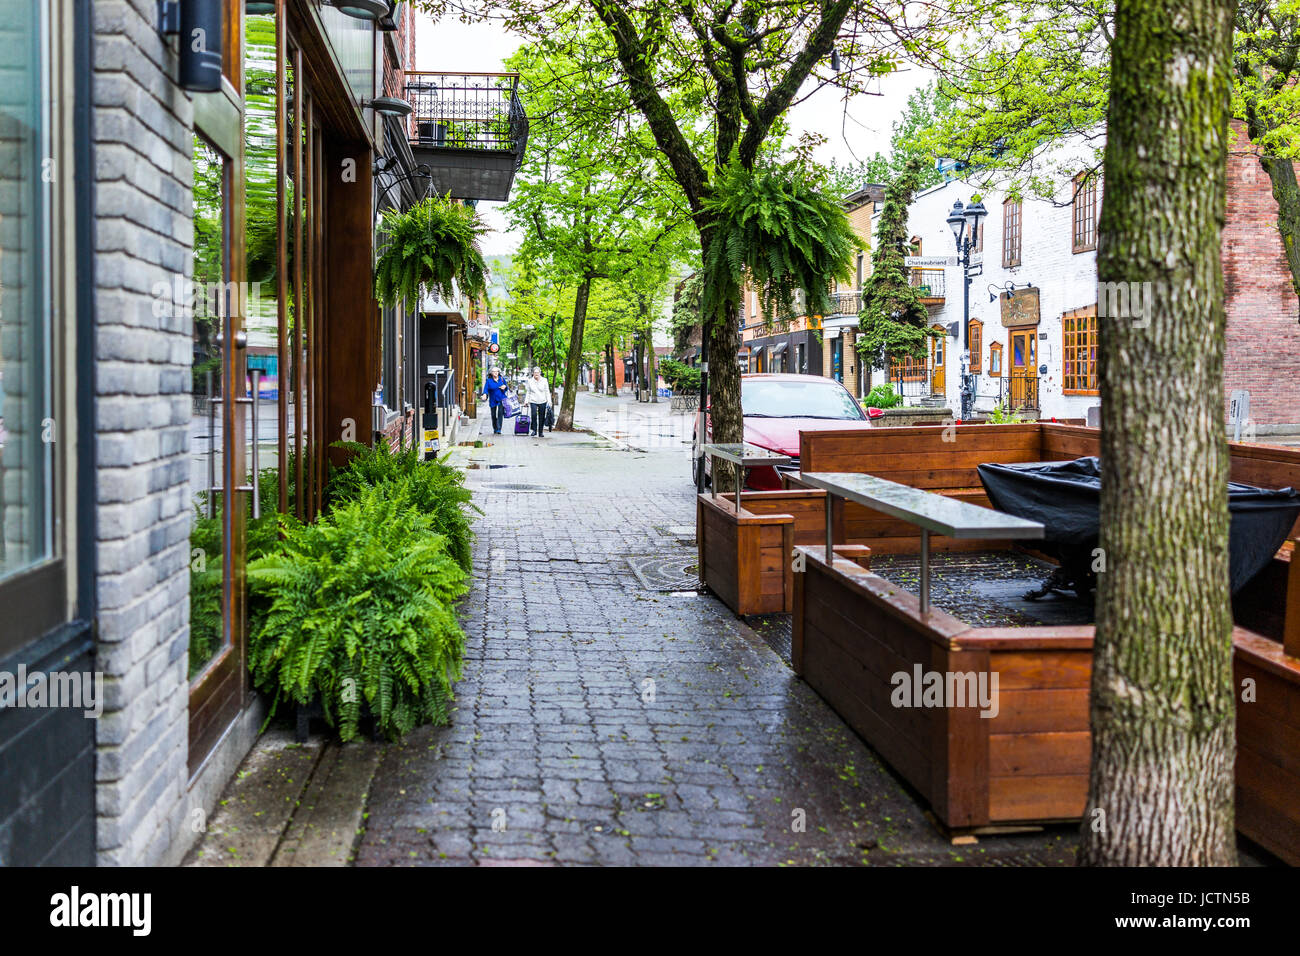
left=945, top=198, right=987, bottom=422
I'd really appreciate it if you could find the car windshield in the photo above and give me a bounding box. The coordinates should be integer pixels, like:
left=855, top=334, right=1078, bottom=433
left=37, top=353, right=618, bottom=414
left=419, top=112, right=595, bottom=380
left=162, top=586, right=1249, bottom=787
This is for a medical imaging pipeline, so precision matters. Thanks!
left=742, top=378, right=865, bottom=420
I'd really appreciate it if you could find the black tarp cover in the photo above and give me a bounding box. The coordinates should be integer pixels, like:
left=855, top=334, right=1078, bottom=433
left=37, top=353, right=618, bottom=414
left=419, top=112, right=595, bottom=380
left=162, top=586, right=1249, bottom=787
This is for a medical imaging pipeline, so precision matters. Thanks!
left=976, top=456, right=1300, bottom=594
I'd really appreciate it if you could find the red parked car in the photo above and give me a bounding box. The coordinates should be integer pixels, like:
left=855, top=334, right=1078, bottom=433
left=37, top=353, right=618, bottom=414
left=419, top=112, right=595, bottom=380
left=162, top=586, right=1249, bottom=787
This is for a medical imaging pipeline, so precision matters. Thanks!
left=692, top=373, right=876, bottom=490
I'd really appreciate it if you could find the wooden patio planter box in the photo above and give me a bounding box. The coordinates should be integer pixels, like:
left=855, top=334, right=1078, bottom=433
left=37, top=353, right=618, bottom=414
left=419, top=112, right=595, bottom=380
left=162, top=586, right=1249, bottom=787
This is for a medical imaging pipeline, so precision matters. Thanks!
left=696, top=489, right=870, bottom=616
left=788, top=423, right=1300, bottom=855
left=792, top=546, right=1092, bottom=829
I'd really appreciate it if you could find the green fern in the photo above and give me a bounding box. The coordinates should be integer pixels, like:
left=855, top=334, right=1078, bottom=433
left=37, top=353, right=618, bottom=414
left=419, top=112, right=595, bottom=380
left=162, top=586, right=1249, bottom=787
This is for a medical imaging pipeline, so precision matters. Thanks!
left=247, top=484, right=469, bottom=741
left=375, top=194, right=489, bottom=309
left=326, top=441, right=478, bottom=573
left=699, top=159, right=859, bottom=329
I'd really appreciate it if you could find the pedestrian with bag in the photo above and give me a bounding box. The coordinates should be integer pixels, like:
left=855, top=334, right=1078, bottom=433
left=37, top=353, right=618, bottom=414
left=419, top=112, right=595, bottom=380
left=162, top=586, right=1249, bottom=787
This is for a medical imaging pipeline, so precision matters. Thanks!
left=525, top=366, right=550, bottom=438
left=482, top=366, right=509, bottom=435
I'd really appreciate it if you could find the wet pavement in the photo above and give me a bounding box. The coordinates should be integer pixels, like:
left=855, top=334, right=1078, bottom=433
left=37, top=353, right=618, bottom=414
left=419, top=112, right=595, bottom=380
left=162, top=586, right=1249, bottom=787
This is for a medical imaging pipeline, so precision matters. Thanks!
left=353, top=390, right=1082, bottom=866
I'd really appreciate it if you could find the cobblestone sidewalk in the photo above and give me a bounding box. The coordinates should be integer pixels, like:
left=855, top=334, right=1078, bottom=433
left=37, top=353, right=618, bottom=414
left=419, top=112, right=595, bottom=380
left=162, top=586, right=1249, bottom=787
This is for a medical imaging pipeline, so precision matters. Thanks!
left=354, top=392, right=1081, bottom=866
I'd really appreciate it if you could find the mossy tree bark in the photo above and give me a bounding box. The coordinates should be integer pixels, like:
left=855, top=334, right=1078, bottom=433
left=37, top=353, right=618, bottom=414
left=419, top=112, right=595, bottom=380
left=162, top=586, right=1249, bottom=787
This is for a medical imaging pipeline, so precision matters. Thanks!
left=1083, top=0, right=1239, bottom=866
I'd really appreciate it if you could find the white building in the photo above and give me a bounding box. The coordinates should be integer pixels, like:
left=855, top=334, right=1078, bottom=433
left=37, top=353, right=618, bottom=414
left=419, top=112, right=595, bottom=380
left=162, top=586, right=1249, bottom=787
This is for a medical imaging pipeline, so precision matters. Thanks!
left=867, top=152, right=1104, bottom=422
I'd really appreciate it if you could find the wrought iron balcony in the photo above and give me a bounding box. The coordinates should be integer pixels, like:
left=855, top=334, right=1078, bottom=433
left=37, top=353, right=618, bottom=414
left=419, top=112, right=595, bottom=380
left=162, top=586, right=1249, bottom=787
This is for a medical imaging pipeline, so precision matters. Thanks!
left=910, top=268, right=946, bottom=303
left=404, top=71, right=529, bottom=202
left=827, top=290, right=863, bottom=318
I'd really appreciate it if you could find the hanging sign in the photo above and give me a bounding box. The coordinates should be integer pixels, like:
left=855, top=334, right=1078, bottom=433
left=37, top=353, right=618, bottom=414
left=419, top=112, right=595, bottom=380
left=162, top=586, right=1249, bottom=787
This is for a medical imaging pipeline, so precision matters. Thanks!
left=999, top=287, right=1041, bottom=328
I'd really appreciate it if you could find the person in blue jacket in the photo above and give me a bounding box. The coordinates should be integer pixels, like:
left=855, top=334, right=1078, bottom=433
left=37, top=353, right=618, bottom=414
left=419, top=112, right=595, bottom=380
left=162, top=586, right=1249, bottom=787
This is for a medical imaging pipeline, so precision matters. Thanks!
left=482, top=366, right=509, bottom=434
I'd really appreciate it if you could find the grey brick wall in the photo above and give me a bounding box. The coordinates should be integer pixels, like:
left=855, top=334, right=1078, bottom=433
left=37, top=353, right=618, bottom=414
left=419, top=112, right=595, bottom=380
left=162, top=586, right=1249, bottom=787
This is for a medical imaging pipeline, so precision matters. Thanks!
left=92, top=0, right=194, bottom=866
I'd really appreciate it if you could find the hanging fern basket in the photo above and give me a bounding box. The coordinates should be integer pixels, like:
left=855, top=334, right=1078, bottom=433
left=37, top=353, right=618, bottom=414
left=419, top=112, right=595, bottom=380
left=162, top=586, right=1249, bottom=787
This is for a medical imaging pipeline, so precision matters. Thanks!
left=375, top=194, right=490, bottom=309
left=699, top=160, right=860, bottom=328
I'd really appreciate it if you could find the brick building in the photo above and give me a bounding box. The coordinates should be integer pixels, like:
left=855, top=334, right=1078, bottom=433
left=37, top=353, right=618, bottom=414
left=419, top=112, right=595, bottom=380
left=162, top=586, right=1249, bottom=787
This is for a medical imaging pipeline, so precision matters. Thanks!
left=817, top=184, right=887, bottom=396
left=1223, top=121, right=1300, bottom=431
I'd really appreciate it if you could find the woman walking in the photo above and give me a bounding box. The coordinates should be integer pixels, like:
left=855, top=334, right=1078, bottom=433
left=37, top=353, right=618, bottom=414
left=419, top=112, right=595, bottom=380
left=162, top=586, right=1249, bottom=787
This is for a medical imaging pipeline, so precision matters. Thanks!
left=482, top=366, right=509, bottom=435
left=524, top=367, right=550, bottom=438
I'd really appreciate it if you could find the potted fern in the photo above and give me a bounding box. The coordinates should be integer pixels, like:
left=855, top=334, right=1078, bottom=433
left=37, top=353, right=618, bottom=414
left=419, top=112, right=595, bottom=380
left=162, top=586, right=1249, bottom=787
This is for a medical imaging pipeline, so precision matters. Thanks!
left=374, top=194, right=489, bottom=309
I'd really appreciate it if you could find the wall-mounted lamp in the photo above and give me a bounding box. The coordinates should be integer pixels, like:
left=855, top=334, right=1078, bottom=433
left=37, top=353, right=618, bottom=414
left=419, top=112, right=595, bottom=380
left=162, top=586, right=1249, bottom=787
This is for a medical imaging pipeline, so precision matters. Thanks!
left=157, top=0, right=224, bottom=92
left=328, top=0, right=388, bottom=20
left=988, top=281, right=1037, bottom=303
left=377, top=1, right=401, bottom=31
left=364, top=96, right=413, bottom=118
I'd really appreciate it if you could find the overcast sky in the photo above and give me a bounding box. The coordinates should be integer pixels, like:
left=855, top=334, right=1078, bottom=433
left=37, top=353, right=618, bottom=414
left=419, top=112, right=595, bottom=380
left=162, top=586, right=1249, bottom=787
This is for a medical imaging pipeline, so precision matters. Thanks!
left=414, top=13, right=933, bottom=254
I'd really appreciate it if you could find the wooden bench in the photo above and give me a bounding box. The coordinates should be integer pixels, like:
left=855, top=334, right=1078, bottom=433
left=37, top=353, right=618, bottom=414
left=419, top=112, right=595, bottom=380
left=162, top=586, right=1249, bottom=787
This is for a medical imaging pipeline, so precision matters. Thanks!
left=695, top=442, right=878, bottom=616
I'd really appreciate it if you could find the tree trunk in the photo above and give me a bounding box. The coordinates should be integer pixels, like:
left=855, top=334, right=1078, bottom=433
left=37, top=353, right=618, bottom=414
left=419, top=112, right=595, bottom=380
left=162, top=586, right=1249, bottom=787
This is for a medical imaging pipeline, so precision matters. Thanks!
left=1082, top=0, right=1238, bottom=866
left=647, top=328, right=659, bottom=403
left=556, top=278, right=592, bottom=431
left=709, top=300, right=743, bottom=488
left=605, top=341, right=616, bottom=396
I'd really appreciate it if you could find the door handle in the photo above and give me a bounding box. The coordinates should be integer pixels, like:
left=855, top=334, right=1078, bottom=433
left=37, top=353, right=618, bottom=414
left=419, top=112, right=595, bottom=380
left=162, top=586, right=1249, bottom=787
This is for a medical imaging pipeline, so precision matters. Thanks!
left=246, top=369, right=261, bottom=520
left=230, top=369, right=261, bottom=520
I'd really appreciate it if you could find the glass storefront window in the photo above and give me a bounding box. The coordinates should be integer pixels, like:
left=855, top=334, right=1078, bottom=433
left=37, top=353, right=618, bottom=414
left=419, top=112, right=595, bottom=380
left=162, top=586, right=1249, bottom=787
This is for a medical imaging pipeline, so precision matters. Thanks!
left=189, top=134, right=229, bottom=679
left=245, top=12, right=282, bottom=510
left=0, top=0, right=55, bottom=583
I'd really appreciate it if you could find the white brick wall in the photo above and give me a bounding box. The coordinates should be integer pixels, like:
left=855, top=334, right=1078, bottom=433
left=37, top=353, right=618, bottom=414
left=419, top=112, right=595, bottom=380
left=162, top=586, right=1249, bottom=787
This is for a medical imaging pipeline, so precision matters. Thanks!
left=879, top=167, right=1102, bottom=421
left=92, top=0, right=195, bottom=866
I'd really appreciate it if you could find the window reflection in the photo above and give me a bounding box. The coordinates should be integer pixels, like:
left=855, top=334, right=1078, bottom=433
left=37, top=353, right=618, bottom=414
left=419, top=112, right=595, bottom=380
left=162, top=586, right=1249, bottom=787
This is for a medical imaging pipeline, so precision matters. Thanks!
left=189, top=134, right=228, bottom=679
left=0, top=0, right=54, bottom=582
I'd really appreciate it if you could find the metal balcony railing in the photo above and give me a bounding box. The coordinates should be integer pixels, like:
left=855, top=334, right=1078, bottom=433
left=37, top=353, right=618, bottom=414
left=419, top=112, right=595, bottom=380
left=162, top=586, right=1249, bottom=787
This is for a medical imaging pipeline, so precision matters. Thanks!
left=828, top=290, right=863, bottom=317
left=1001, top=374, right=1040, bottom=412
left=910, top=268, right=946, bottom=300
left=405, top=71, right=529, bottom=167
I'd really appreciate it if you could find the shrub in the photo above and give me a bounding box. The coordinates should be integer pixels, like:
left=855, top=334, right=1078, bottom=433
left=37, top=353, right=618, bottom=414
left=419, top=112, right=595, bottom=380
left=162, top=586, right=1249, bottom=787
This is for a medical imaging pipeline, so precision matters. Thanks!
left=659, top=357, right=701, bottom=392
left=986, top=401, right=1027, bottom=424
left=247, top=485, right=469, bottom=741
left=326, top=441, right=477, bottom=573
left=864, top=383, right=902, bottom=409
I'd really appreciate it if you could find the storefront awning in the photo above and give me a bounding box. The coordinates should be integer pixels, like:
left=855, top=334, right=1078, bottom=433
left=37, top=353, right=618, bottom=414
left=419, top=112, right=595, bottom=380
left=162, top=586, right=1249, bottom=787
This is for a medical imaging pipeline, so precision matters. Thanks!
left=771, top=341, right=788, bottom=355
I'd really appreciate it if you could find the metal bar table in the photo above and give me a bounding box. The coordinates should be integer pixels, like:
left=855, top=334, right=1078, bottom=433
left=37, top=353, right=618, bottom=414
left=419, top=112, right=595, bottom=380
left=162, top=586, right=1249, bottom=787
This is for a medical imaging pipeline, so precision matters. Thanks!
left=799, top=471, right=1044, bottom=614
left=699, top=443, right=792, bottom=511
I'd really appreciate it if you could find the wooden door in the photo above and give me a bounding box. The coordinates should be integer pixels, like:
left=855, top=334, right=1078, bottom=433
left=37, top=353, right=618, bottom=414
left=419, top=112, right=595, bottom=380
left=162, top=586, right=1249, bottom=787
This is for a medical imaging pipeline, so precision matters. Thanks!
left=1009, top=329, right=1037, bottom=409
left=930, top=326, right=946, bottom=394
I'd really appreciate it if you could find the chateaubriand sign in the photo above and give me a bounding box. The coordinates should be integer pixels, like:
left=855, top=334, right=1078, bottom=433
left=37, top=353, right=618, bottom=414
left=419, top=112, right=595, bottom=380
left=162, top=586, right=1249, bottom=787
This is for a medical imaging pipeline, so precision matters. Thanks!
left=903, top=254, right=983, bottom=268
left=1000, top=286, right=1041, bottom=328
